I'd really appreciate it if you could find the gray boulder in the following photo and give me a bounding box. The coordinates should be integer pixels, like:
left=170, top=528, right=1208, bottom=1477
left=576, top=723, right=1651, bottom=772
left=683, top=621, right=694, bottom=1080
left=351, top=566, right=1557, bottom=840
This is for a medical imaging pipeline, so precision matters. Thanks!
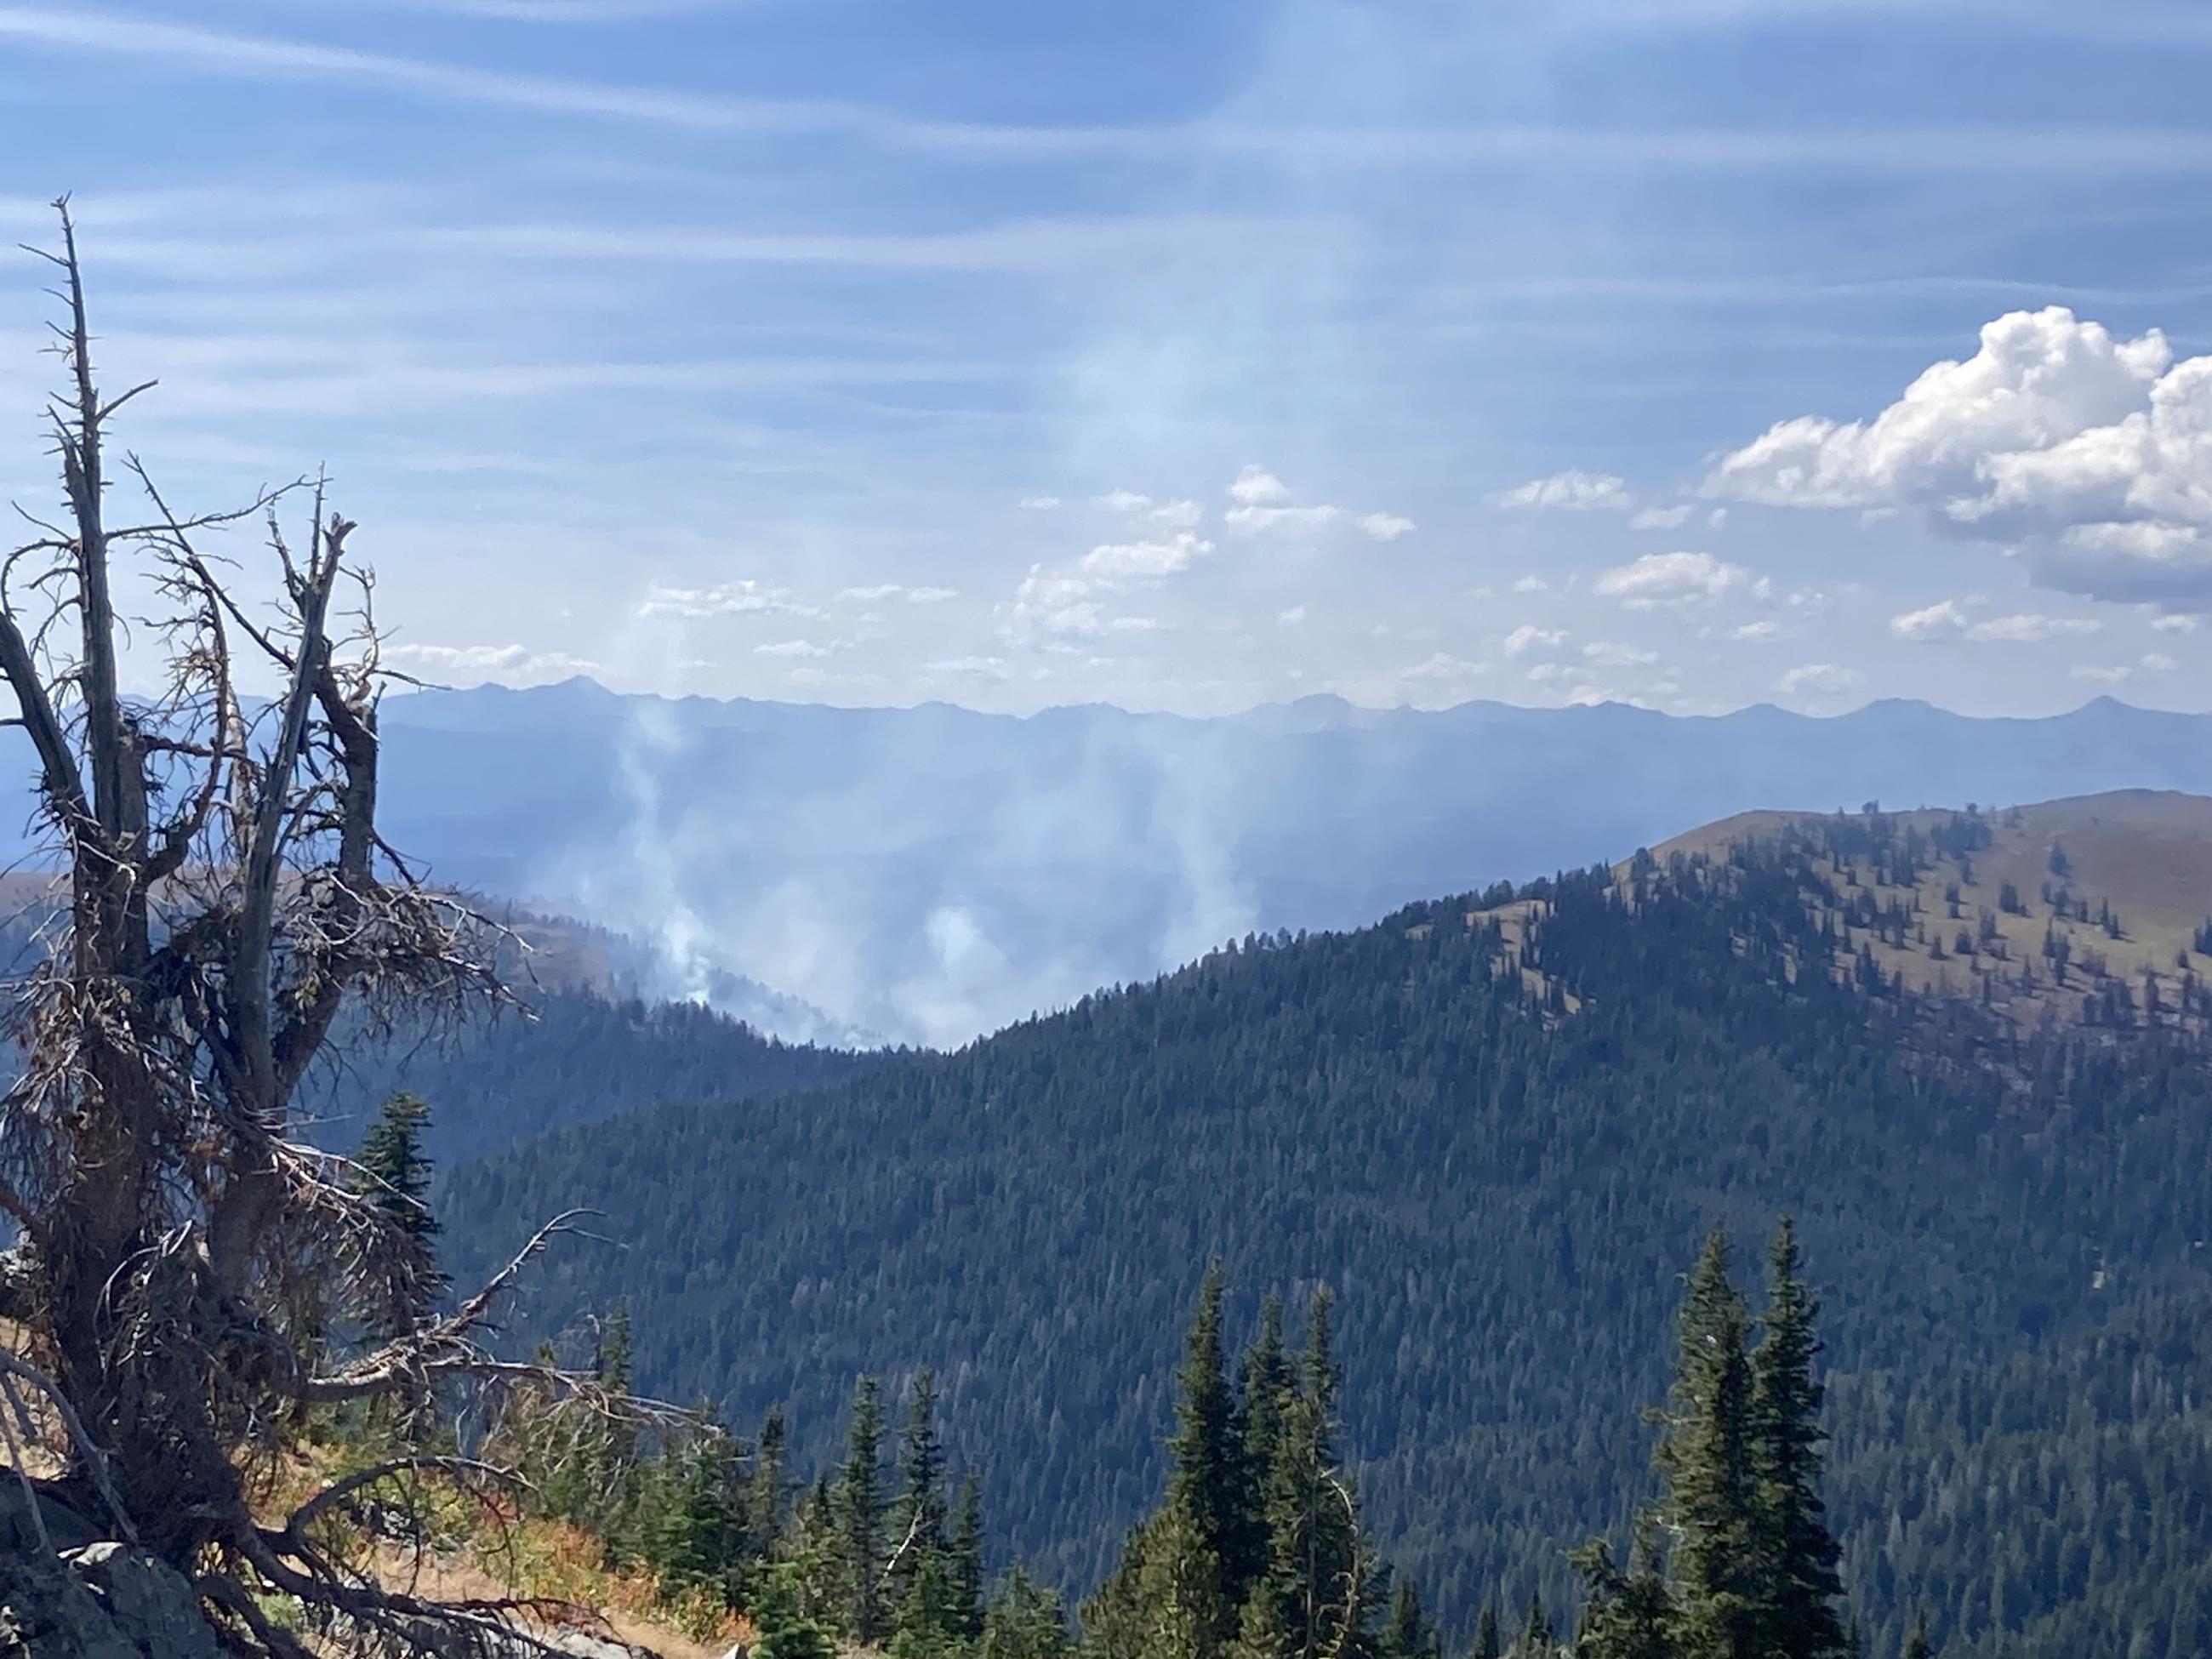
left=0, top=1483, right=223, bottom=1659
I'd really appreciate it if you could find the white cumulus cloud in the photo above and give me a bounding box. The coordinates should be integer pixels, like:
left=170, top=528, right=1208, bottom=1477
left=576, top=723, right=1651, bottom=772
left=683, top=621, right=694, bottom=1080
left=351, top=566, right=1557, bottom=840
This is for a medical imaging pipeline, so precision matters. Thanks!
left=1593, top=550, right=1747, bottom=607
left=1890, top=599, right=1969, bottom=641
left=1630, top=504, right=1694, bottom=531
left=1360, top=511, right=1417, bottom=542
left=999, top=530, right=1214, bottom=647
left=1502, top=624, right=1568, bottom=658
left=1225, top=465, right=1338, bottom=533
left=1707, top=306, right=2212, bottom=605
left=1776, top=663, right=1864, bottom=698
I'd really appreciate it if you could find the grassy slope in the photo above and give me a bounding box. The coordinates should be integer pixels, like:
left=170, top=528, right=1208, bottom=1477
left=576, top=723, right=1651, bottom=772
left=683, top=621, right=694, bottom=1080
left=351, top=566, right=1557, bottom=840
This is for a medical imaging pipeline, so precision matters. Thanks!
left=1465, top=790, right=2212, bottom=1036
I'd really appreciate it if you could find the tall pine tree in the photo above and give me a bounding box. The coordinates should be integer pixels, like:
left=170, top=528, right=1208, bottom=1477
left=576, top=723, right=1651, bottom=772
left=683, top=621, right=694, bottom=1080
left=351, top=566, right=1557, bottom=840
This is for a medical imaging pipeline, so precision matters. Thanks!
left=1655, top=1231, right=1761, bottom=1659
left=750, top=1405, right=790, bottom=1564
left=950, top=1471, right=987, bottom=1641
left=1231, top=1294, right=1291, bottom=1599
left=351, top=1092, right=445, bottom=1339
left=1749, top=1219, right=1846, bottom=1659
left=837, top=1374, right=887, bottom=1644
left=1171, top=1265, right=1246, bottom=1584
left=890, top=1368, right=950, bottom=1611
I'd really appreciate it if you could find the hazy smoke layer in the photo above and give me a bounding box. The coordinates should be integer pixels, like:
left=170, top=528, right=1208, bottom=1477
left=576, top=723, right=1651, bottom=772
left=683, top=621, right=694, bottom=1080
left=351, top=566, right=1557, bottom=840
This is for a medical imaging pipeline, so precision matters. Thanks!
left=11, top=684, right=2208, bottom=1047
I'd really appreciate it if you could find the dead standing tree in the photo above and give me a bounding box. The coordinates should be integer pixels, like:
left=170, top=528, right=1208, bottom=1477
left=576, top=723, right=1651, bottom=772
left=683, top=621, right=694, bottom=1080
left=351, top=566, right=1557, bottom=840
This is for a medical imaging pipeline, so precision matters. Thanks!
left=0, top=201, right=636, bottom=1656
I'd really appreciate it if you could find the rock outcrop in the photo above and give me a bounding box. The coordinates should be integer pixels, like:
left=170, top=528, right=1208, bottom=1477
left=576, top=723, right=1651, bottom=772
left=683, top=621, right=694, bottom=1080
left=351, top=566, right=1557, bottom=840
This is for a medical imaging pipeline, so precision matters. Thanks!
left=0, top=1482, right=224, bottom=1657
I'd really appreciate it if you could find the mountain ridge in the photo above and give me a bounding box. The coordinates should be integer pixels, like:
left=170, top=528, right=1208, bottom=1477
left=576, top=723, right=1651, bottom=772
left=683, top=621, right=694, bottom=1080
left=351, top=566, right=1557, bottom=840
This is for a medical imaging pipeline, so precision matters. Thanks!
left=14, top=685, right=2212, bottom=1047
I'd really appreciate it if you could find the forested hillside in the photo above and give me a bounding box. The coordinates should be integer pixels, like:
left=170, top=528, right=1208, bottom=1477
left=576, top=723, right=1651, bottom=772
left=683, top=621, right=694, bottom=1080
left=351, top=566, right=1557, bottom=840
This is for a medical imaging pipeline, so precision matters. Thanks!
left=442, top=794, right=2212, bottom=1658
left=299, top=985, right=881, bottom=1169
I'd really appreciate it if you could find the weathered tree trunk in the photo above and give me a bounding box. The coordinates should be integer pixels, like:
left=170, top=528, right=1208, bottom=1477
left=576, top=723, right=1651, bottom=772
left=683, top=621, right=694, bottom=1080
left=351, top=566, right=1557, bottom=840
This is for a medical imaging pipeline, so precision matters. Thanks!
left=0, top=197, right=647, bottom=1659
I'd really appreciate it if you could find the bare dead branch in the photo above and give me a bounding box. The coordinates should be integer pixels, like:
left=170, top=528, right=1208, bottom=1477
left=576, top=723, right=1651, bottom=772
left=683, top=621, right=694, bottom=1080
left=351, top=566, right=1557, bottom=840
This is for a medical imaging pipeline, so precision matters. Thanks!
left=287, top=1457, right=531, bottom=1540
left=0, top=1348, right=136, bottom=1543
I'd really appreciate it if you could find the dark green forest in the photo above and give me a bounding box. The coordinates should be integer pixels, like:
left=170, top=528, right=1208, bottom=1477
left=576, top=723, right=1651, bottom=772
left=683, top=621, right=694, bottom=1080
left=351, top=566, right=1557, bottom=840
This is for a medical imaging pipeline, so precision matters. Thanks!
left=471, top=1210, right=1875, bottom=1659
left=437, top=812, right=2212, bottom=1657
left=299, top=984, right=881, bottom=1168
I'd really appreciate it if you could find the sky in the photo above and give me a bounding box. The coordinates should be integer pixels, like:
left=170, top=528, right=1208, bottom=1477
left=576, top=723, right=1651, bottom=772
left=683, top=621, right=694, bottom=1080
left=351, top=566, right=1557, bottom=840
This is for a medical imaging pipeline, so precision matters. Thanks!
left=2, top=0, right=2210, bottom=720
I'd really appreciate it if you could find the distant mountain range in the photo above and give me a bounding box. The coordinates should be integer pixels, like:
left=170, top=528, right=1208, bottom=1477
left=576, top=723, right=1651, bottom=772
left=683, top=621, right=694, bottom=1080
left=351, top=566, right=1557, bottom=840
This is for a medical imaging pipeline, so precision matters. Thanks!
left=9, top=681, right=2210, bottom=1045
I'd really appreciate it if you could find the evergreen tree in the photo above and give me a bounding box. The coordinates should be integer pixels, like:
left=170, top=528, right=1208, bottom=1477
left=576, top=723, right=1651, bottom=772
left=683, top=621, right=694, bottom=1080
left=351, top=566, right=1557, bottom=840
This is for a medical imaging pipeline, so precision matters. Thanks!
left=1570, top=1536, right=1673, bottom=1659
left=1231, top=1294, right=1292, bottom=1599
left=983, top=1568, right=1072, bottom=1659
left=1472, top=1599, right=1502, bottom=1659
left=1227, top=1576, right=1297, bottom=1659
left=351, top=1092, right=446, bottom=1338
left=1253, top=1290, right=1368, bottom=1659
left=797, top=1474, right=841, bottom=1622
left=1512, top=1590, right=1554, bottom=1659
left=890, top=1548, right=962, bottom=1659
left=891, top=1368, right=950, bottom=1611
left=1749, top=1220, right=1846, bottom=1659
left=597, top=1302, right=634, bottom=1396
left=642, top=1416, right=748, bottom=1599
left=1137, top=1497, right=1233, bottom=1659
left=1078, top=1519, right=1155, bottom=1659
left=1380, top=1575, right=1440, bottom=1659
left=751, top=1405, right=790, bottom=1562
left=1171, top=1266, right=1246, bottom=1582
left=752, top=1560, right=838, bottom=1659
left=950, top=1471, right=988, bottom=1640
left=1655, top=1233, right=1760, bottom=1659
left=838, top=1374, right=888, bottom=1643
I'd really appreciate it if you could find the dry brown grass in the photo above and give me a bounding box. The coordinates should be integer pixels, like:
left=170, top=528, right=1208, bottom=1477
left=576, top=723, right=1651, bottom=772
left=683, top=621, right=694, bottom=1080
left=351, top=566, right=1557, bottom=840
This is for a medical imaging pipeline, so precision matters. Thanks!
left=1443, top=790, right=2212, bottom=1037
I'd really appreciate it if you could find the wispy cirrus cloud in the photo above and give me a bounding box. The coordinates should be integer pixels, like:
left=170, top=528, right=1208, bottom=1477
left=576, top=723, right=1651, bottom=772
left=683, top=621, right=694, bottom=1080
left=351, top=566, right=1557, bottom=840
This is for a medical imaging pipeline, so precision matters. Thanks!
left=836, top=583, right=960, bottom=604
left=0, top=5, right=853, bottom=134
left=20, top=9, right=2207, bottom=182
left=385, top=641, right=598, bottom=683
left=638, top=579, right=816, bottom=619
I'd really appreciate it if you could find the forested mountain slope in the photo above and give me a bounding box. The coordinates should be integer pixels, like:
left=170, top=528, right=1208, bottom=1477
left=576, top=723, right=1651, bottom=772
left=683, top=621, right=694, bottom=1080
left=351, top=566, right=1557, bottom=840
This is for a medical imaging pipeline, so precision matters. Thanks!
left=297, top=986, right=882, bottom=1170
left=441, top=793, right=2212, bottom=1658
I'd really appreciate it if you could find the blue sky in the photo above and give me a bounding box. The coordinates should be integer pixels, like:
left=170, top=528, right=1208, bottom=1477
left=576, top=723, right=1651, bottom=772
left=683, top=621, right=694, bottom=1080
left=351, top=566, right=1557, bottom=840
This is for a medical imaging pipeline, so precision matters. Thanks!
left=3, top=0, right=2210, bottom=717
